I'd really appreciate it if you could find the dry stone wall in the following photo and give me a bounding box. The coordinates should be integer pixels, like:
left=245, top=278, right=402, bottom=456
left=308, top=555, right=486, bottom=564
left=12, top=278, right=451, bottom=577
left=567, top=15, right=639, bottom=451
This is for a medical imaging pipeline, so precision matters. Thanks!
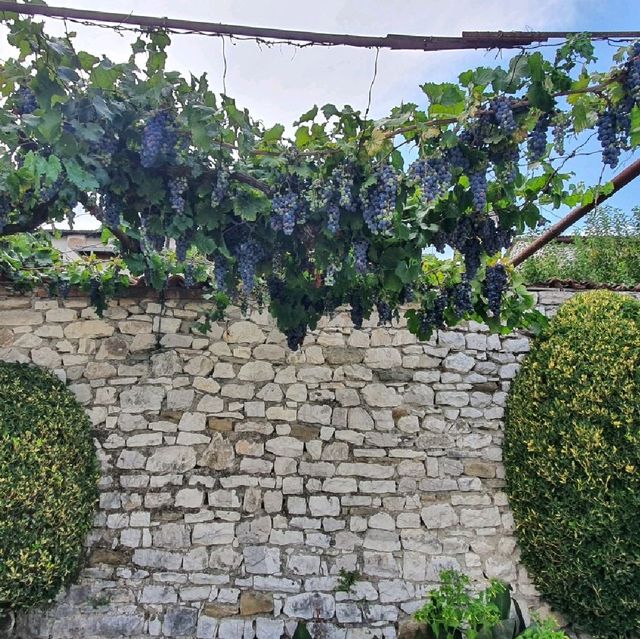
left=0, top=288, right=588, bottom=639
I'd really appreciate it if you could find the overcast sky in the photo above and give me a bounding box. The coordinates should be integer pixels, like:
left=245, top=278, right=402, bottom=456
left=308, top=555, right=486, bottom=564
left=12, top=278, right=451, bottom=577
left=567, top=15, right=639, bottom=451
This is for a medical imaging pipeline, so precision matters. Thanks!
left=2, top=0, right=639, bottom=227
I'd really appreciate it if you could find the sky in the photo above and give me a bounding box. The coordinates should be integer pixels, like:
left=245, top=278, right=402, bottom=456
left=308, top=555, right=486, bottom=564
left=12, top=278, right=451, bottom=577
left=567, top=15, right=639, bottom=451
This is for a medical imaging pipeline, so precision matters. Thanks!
left=2, top=0, right=640, bottom=229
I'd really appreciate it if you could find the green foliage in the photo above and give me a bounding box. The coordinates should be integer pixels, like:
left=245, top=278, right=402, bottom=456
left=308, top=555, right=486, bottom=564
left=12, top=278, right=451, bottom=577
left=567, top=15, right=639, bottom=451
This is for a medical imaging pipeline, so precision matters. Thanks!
left=519, top=206, right=640, bottom=286
left=518, top=619, right=567, bottom=639
left=0, top=15, right=638, bottom=345
left=413, top=570, right=564, bottom=639
left=504, top=291, right=640, bottom=638
left=0, top=363, right=99, bottom=610
left=335, top=569, right=360, bottom=593
left=414, top=571, right=513, bottom=639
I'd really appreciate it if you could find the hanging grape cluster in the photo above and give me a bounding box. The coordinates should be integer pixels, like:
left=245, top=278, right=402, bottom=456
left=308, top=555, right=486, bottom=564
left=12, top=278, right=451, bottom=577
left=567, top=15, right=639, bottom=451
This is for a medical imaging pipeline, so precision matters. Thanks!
left=360, top=163, right=399, bottom=233
left=527, top=115, right=549, bottom=161
left=90, top=134, right=119, bottom=165
left=376, top=300, right=393, bottom=325
left=271, top=175, right=309, bottom=236
left=469, top=169, right=488, bottom=211
left=596, top=112, right=621, bottom=168
left=308, top=179, right=340, bottom=235
left=552, top=113, right=567, bottom=156
left=491, top=96, right=518, bottom=134
left=183, top=263, right=194, bottom=288
left=450, top=277, right=474, bottom=318
left=214, top=255, right=229, bottom=292
left=483, top=263, right=508, bottom=316
left=141, top=111, right=177, bottom=168
left=433, top=213, right=513, bottom=278
left=140, top=213, right=165, bottom=252
left=175, top=232, right=192, bottom=263
left=593, top=46, right=640, bottom=168
left=234, top=238, right=262, bottom=295
left=334, top=164, right=357, bottom=211
left=40, top=178, right=62, bottom=204
left=14, top=86, right=37, bottom=115
left=211, top=164, right=230, bottom=208
left=408, top=158, right=451, bottom=205
left=168, top=177, right=188, bottom=214
left=418, top=291, right=448, bottom=337
left=353, top=240, right=369, bottom=274
left=101, top=192, right=121, bottom=228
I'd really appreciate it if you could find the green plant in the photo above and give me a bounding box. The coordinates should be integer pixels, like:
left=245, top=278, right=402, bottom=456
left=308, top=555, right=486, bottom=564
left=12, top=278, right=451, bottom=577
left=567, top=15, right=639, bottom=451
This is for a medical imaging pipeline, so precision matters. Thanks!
left=519, top=206, right=640, bottom=287
left=336, top=569, right=360, bottom=594
left=414, top=570, right=521, bottom=639
left=0, top=15, right=638, bottom=346
left=504, top=290, right=640, bottom=639
left=518, top=618, right=567, bottom=639
left=0, top=363, right=99, bottom=610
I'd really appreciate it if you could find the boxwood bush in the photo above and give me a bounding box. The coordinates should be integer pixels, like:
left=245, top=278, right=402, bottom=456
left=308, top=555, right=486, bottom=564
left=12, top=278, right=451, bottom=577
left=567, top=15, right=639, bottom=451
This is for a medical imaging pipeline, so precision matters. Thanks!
left=0, top=362, right=98, bottom=610
left=504, top=290, right=640, bottom=638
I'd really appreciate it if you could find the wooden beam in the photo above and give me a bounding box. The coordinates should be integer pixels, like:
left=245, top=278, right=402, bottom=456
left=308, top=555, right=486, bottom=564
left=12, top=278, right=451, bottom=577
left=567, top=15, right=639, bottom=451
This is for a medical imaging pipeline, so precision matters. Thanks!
left=0, top=2, right=639, bottom=51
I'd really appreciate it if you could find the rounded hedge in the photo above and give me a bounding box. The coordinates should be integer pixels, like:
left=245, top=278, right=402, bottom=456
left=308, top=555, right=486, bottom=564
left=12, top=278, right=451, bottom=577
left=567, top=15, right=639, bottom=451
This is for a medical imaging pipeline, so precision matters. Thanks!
left=504, top=290, right=640, bottom=639
left=0, top=362, right=98, bottom=610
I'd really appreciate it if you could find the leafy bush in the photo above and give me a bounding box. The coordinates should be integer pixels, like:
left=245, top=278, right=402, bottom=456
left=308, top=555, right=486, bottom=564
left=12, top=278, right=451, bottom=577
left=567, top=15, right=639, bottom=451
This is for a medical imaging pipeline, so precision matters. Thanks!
left=518, top=206, right=640, bottom=287
left=504, top=290, right=640, bottom=638
left=414, top=570, right=505, bottom=639
left=0, top=363, right=98, bottom=610
left=412, top=570, right=564, bottom=639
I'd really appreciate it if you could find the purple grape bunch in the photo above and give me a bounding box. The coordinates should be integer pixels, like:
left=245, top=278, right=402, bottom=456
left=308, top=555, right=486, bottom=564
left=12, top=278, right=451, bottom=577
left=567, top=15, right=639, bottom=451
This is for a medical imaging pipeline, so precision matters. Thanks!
left=40, top=178, right=62, bottom=204
left=446, top=144, right=470, bottom=172
left=408, top=158, right=452, bottom=204
left=14, top=86, right=37, bottom=115
left=376, top=300, right=393, bottom=325
left=527, top=115, right=549, bottom=161
left=469, top=169, right=487, bottom=212
left=168, top=177, right=188, bottom=214
left=334, top=164, right=357, bottom=211
left=483, top=263, right=508, bottom=317
left=235, top=238, right=262, bottom=295
left=360, top=164, right=399, bottom=233
left=214, top=256, right=229, bottom=291
left=141, top=111, right=177, bottom=168
left=140, top=213, right=165, bottom=252
left=625, top=43, right=640, bottom=104
left=182, top=264, right=194, bottom=288
left=596, top=111, right=621, bottom=168
left=271, top=190, right=300, bottom=235
left=433, top=213, right=514, bottom=279
left=449, top=277, right=474, bottom=319
left=353, top=240, right=369, bottom=274
left=419, top=292, right=448, bottom=337
left=175, top=233, right=191, bottom=263
left=211, top=166, right=229, bottom=207
left=490, top=96, right=517, bottom=134
left=102, top=192, right=121, bottom=228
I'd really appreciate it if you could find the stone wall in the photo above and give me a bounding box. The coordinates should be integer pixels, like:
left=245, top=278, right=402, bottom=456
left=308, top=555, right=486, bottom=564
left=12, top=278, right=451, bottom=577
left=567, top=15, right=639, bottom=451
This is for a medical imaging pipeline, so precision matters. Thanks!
left=0, top=287, right=599, bottom=639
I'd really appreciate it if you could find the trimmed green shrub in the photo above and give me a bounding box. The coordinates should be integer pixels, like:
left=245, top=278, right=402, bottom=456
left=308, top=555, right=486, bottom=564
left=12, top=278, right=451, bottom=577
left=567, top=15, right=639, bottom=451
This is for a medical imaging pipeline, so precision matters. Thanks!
left=0, top=362, right=98, bottom=610
left=504, top=290, right=640, bottom=639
